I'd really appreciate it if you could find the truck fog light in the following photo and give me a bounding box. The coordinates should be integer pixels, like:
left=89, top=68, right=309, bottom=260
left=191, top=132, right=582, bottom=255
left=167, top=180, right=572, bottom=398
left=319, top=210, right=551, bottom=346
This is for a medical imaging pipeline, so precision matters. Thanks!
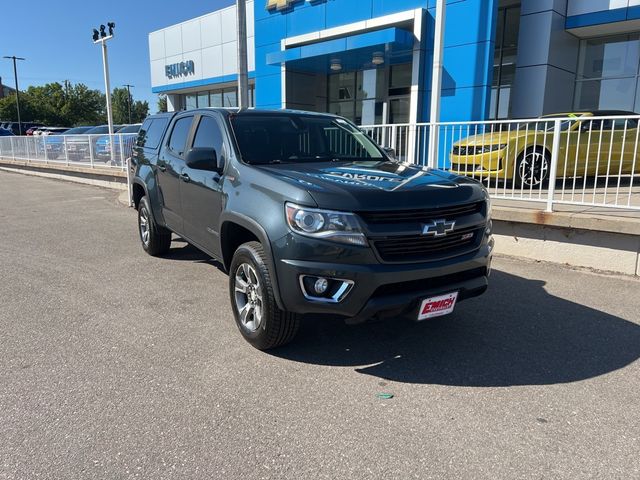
left=300, top=275, right=355, bottom=303
left=314, top=277, right=329, bottom=294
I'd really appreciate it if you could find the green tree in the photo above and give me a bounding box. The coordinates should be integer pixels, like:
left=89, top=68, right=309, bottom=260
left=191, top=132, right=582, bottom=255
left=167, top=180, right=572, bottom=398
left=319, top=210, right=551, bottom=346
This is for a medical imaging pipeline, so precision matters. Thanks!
left=0, top=81, right=105, bottom=127
left=131, top=100, right=149, bottom=123
left=111, top=87, right=149, bottom=124
left=157, top=94, right=167, bottom=113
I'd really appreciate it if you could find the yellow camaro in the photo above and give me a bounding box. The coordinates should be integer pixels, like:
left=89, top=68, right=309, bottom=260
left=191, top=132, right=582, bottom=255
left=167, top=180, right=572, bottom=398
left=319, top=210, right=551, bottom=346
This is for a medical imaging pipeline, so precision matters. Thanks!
left=449, top=111, right=640, bottom=187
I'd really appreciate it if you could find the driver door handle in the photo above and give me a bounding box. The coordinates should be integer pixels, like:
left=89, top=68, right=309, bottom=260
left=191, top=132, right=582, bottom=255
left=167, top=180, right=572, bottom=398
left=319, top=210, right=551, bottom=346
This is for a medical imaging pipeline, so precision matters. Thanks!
left=180, top=173, right=191, bottom=183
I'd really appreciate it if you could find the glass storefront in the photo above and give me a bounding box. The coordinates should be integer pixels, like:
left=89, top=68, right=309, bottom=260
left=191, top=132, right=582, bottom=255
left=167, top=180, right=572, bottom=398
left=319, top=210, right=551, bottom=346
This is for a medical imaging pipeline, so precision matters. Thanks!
left=179, top=84, right=256, bottom=110
left=489, top=2, right=521, bottom=119
left=327, top=63, right=411, bottom=125
left=574, top=34, right=640, bottom=113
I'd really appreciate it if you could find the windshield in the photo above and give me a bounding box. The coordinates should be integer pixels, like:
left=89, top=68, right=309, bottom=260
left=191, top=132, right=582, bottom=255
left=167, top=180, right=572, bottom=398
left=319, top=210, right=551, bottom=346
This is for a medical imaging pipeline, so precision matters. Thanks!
left=542, top=114, right=586, bottom=132
left=118, top=124, right=141, bottom=134
left=62, top=127, right=92, bottom=135
left=230, top=114, right=385, bottom=165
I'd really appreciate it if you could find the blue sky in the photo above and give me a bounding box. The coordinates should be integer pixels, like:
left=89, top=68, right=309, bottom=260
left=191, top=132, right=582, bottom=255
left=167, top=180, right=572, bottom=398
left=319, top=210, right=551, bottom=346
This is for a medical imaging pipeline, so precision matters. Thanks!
left=0, top=0, right=235, bottom=113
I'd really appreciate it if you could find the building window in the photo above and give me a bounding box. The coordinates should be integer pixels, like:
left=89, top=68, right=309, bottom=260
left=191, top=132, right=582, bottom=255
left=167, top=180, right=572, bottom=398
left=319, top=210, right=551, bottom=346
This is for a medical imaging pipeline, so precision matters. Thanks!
left=180, top=84, right=255, bottom=110
left=185, top=94, right=198, bottom=110
left=327, top=64, right=409, bottom=125
left=574, top=34, right=640, bottom=112
left=489, top=3, right=520, bottom=119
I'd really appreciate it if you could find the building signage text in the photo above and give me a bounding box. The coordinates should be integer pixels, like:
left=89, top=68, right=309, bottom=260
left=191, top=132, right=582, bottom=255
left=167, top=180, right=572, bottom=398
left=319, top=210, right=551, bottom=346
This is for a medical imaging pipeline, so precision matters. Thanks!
left=165, top=60, right=195, bottom=79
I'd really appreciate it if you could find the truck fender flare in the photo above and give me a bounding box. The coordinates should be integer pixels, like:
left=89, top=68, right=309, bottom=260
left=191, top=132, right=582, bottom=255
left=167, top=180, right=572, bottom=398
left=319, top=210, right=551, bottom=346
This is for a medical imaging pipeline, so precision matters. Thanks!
left=219, top=212, right=285, bottom=311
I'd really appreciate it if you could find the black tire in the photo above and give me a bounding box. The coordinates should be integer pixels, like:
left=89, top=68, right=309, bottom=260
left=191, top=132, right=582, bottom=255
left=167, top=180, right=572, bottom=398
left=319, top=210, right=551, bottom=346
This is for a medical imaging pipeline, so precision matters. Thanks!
left=138, top=196, right=172, bottom=256
left=229, top=241, right=300, bottom=350
left=515, top=148, right=551, bottom=188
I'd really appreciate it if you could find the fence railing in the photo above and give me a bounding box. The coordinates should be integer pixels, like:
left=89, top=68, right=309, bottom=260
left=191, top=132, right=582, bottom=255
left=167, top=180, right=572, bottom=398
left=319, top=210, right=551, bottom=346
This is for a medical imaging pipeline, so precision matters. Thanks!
left=0, top=134, right=138, bottom=170
left=2, top=117, right=639, bottom=213
left=362, top=115, right=640, bottom=212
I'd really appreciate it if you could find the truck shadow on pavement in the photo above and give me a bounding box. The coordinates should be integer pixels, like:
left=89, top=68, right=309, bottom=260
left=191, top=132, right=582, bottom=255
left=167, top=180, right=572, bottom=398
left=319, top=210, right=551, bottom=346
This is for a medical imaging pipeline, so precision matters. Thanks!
left=272, top=270, right=640, bottom=387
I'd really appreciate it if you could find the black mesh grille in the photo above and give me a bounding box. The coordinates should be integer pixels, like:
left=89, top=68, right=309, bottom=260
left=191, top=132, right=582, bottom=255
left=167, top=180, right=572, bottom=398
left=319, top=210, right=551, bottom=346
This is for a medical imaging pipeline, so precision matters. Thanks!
left=357, top=201, right=483, bottom=225
left=373, top=226, right=483, bottom=263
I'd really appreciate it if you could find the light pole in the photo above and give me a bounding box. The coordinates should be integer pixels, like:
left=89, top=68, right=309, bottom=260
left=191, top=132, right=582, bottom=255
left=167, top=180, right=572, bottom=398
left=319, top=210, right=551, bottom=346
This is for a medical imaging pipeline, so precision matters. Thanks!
left=123, top=84, right=134, bottom=124
left=236, top=0, right=249, bottom=109
left=3, top=56, right=25, bottom=135
left=92, top=22, right=116, bottom=135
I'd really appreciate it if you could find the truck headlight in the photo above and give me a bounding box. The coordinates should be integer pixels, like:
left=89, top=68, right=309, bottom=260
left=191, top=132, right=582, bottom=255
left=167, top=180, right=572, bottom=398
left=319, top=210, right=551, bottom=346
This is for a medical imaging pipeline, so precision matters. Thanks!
left=285, top=203, right=368, bottom=247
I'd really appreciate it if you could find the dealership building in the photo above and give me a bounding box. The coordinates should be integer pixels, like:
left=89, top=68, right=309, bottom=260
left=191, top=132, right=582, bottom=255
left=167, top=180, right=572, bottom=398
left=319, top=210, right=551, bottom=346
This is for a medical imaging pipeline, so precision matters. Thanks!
left=149, top=0, right=640, bottom=125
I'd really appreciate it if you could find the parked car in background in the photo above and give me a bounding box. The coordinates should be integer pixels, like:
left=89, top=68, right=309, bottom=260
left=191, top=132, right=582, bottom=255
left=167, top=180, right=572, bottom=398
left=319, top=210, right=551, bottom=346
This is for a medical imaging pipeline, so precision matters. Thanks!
left=64, top=124, right=124, bottom=161
left=450, top=110, right=640, bottom=188
left=95, top=123, right=142, bottom=163
left=43, top=126, right=93, bottom=159
left=0, top=128, right=14, bottom=137
left=23, top=123, right=45, bottom=136
left=39, top=127, right=69, bottom=136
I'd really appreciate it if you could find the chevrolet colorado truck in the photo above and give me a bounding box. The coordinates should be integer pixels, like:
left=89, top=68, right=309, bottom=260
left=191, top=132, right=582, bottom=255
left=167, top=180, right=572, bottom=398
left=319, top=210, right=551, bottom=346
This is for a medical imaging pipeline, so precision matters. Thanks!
left=131, top=109, right=493, bottom=350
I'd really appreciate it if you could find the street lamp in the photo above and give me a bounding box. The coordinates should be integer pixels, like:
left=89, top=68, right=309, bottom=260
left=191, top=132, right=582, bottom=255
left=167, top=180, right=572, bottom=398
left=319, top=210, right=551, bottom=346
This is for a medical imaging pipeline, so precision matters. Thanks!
left=123, top=84, right=134, bottom=124
left=92, top=22, right=116, bottom=135
left=2, top=56, right=25, bottom=135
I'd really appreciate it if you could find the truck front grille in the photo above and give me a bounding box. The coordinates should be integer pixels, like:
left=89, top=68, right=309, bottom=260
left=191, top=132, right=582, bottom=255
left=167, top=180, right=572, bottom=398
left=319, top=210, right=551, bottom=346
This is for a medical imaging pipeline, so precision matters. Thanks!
left=372, top=226, right=483, bottom=263
left=357, top=201, right=483, bottom=225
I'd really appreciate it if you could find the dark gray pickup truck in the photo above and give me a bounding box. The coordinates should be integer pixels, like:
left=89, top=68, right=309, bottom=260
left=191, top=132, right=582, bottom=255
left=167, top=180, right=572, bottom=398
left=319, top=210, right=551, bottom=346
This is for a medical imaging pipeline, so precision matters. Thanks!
left=131, top=109, right=493, bottom=350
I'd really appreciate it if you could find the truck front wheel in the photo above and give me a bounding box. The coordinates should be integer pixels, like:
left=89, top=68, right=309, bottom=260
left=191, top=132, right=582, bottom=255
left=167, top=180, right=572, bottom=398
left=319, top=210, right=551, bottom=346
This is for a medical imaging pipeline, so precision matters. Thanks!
left=229, top=242, right=300, bottom=350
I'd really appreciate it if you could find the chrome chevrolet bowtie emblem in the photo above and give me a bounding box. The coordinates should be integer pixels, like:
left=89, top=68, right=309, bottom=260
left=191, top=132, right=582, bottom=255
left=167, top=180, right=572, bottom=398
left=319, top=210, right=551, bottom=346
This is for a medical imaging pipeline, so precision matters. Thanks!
left=422, top=219, right=456, bottom=237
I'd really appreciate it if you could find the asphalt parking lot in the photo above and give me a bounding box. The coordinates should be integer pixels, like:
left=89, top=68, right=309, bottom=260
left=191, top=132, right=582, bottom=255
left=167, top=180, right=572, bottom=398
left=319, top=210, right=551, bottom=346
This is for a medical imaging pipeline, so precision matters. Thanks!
left=1, top=170, right=639, bottom=480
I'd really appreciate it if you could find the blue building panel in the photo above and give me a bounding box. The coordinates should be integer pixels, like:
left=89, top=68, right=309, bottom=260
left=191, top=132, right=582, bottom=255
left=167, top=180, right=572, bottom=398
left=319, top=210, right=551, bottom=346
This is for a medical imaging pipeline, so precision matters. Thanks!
left=324, top=1, right=373, bottom=28
left=565, top=7, right=628, bottom=29
left=254, top=0, right=498, bottom=123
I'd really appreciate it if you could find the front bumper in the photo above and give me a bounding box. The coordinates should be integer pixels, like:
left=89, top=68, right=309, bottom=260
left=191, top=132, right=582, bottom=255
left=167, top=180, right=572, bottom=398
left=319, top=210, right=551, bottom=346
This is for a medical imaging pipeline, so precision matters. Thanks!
left=274, top=237, right=493, bottom=324
left=449, top=150, right=508, bottom=180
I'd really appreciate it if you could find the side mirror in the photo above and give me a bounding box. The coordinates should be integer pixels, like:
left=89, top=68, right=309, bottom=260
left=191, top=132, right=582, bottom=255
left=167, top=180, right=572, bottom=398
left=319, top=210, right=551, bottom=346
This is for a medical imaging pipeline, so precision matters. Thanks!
left=185, top=147, right=221, bottom=172
left=383, top=147, right=396, bottom=159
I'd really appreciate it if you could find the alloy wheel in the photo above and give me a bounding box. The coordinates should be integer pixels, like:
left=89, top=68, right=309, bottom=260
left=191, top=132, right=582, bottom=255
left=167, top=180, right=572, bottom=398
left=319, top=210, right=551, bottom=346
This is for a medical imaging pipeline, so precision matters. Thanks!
left=518, top=152, right=549, bottom=187
left=234, top=263, right=263, bottom=332
left=139, top=207, right=150, bottom=246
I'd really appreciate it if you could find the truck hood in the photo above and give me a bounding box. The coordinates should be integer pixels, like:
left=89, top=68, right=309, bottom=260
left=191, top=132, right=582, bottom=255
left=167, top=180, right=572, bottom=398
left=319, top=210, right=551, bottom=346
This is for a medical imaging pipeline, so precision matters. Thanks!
left=258, top=161, right=484, bottom=211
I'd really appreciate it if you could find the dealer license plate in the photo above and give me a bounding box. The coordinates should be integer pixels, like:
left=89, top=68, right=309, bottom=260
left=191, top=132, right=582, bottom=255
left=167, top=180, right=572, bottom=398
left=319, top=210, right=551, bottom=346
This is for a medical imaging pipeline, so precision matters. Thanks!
left=417, top=292, right=458, bottom=321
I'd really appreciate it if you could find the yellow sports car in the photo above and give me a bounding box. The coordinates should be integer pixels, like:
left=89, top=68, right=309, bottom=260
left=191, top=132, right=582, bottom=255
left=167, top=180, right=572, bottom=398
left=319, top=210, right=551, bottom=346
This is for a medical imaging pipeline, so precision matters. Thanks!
left=449, top=111, right=640, bottom=187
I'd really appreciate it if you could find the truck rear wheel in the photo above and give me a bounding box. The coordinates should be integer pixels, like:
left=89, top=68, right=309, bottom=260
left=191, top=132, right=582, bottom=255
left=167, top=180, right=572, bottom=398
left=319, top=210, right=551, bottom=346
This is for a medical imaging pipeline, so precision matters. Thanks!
left=229, top=241, right=300, bottom=350
left=138, top=196, right=172, bottom=256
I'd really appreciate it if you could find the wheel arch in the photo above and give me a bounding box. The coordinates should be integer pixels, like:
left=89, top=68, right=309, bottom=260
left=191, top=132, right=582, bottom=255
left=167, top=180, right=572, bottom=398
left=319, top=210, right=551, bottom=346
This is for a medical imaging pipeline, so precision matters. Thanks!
left=132, top=180, right=147, bottom=210
left=219, top=213, right=285, bottom=311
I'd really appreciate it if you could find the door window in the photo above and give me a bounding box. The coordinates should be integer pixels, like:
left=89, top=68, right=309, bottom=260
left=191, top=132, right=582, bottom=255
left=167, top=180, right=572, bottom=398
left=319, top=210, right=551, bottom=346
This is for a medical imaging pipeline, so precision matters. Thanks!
left=168, top=116, right=193, bottom=156
left=193, top=116, right=225, bottom=155
left=138, top=118, right=169, bottom=149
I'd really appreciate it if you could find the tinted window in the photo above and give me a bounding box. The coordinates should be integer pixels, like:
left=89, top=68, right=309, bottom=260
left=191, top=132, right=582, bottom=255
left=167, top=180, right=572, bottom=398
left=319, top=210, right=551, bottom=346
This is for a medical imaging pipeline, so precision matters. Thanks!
left=138, top=118, right=169, bottom=149
left=168, top=117, right=193, bottom=155
left=85, top=126, right=110, bottom=135
left=119, top=124, right=141, bottom=134
left=62, top=127, right=91, bottom=135
left=230, top=114, right=384, bottom=165
left=193, top=116, right=224, bottom=154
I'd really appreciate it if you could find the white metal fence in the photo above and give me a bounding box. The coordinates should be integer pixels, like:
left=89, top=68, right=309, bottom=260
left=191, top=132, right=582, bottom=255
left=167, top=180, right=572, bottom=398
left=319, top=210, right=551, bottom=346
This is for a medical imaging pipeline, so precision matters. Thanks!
left=362, top=115, right=640, bottom=212
left=0, top=134, right=138, bottom=170
left=2, top=117, right=639, bottom=212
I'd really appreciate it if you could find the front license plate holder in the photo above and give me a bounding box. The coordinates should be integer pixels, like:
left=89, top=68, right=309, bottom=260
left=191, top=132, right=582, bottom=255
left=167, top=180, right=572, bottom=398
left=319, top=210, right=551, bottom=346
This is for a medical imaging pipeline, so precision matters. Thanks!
left=417, top=292, right=459, bottom=321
